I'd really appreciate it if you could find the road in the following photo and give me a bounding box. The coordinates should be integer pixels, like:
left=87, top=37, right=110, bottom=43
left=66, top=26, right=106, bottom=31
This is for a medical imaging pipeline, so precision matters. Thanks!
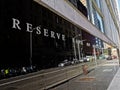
left=49, top=59, right=119, bottom=90
left=0, top=59, right=119, bottom=90
left=0, top=62, right=84, bottom=90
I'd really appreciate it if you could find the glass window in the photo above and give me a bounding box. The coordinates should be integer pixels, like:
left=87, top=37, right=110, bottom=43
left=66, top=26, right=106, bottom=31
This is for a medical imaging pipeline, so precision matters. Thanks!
left=92, top=7, right=104, bottom=33
left=95, top=0, right=101, bottom=9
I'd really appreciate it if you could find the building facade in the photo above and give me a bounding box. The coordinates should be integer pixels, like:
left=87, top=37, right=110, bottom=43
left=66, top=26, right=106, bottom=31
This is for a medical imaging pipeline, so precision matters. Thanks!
left=86, top=0, right=120, bottom=58
left=0, top=0, right=120, bottom=70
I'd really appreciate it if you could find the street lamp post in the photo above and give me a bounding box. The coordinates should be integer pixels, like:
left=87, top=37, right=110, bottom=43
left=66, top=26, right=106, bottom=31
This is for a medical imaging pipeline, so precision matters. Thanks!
left=72, top=38, right=77, bottom=60
left=93, top=45, right=97, bottom=67
left=72, top=34, right=81, bottom=60
left=30, top=32, right=32, bottom=66
left=77, top=40, right=86, bottom=62
left=77, top=40, right=81, bottom=61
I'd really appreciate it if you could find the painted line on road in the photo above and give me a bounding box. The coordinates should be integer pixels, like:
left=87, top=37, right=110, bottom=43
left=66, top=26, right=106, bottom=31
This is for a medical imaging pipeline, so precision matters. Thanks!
left=103, top=69, right=113, bottom=72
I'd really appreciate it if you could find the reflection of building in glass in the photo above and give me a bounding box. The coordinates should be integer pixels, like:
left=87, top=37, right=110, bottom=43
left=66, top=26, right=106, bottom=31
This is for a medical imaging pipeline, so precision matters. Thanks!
left=82, top=30, right=95, bottom=56
left=0, top=0, right=120, bottom=70
left=69, top=0, right=88, bottom=17
left=80, top=0, right=87, bottom=7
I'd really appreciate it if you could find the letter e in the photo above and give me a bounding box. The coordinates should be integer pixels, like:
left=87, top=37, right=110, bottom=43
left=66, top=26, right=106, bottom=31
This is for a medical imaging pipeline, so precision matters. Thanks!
left=26, top=23, right=33, bottom=33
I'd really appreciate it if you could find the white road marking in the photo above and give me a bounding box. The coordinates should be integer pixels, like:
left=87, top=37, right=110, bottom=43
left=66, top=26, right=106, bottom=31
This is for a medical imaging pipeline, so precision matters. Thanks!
left=103, top=69, right=113, bottom=72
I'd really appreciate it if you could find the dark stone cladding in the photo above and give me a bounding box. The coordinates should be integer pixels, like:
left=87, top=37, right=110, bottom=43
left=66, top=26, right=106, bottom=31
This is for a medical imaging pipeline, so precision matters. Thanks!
left=0, top=0, right=95, bottom=69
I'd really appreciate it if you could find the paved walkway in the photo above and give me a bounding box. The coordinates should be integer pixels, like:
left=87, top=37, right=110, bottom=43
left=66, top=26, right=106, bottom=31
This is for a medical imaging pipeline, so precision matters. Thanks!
left=50, top=59, right=119, bottom=90
left=107, top=66, right=120, bottom=90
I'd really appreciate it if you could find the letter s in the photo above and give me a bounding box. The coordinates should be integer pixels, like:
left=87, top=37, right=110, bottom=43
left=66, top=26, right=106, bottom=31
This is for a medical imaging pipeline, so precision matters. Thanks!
left=36, top=26, right=41, bottom=34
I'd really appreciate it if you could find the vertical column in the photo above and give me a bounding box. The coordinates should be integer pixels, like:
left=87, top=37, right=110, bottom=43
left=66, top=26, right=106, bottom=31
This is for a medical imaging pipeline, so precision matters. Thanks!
left=93, top=45, right=97, bottom=67
left=30, top=32, right=32, bottom=66
left=72, top=38, right=77, bottom=60
left=77, top=40, right=81, bottom=61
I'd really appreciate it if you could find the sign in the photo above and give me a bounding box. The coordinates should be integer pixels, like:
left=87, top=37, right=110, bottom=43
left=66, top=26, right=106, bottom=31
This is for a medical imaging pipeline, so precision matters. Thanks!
left=12, top=18, right=66, bottom=41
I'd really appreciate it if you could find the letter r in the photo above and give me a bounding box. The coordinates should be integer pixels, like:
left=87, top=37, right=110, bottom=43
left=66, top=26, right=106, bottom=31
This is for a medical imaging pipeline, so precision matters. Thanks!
left=12, top=18, right=21, bottom=30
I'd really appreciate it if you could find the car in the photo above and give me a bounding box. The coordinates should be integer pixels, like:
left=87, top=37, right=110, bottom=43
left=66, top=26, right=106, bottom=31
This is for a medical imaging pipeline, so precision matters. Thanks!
left=71, top=60, right=80, bottom=64
left=83, top=57, right=90, bottom=62
left=106, top=56, right=112, bottom=60
left=58, top=63, right=65, bottom=67
left=58, top=59, right=71, bottom=67
left=112, top=55, right=117, bottom=59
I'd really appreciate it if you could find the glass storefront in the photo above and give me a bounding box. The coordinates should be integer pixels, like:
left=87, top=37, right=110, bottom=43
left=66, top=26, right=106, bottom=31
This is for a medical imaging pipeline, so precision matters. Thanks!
left=0, top=0, right=95, bottom=70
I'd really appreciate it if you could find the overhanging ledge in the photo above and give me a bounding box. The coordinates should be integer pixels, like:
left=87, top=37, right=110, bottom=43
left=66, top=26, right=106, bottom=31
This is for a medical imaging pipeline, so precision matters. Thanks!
left=34, top=0, right=116, bottom=46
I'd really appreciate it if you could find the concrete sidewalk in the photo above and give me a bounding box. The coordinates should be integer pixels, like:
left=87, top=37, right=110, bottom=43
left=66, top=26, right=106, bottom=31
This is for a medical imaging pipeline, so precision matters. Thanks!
left=50, top=60, right=119, bottom=90
left=107, top=67, right=120, bottom=90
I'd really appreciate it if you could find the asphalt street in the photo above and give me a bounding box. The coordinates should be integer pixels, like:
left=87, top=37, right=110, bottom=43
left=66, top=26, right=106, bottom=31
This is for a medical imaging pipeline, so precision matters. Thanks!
left=49, top=59, right=119, bottom=90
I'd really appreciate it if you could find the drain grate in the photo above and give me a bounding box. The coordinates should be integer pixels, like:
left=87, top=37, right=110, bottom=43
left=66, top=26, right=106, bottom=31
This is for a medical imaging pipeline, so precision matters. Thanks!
left=78, top=77, right=95, bottom=82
